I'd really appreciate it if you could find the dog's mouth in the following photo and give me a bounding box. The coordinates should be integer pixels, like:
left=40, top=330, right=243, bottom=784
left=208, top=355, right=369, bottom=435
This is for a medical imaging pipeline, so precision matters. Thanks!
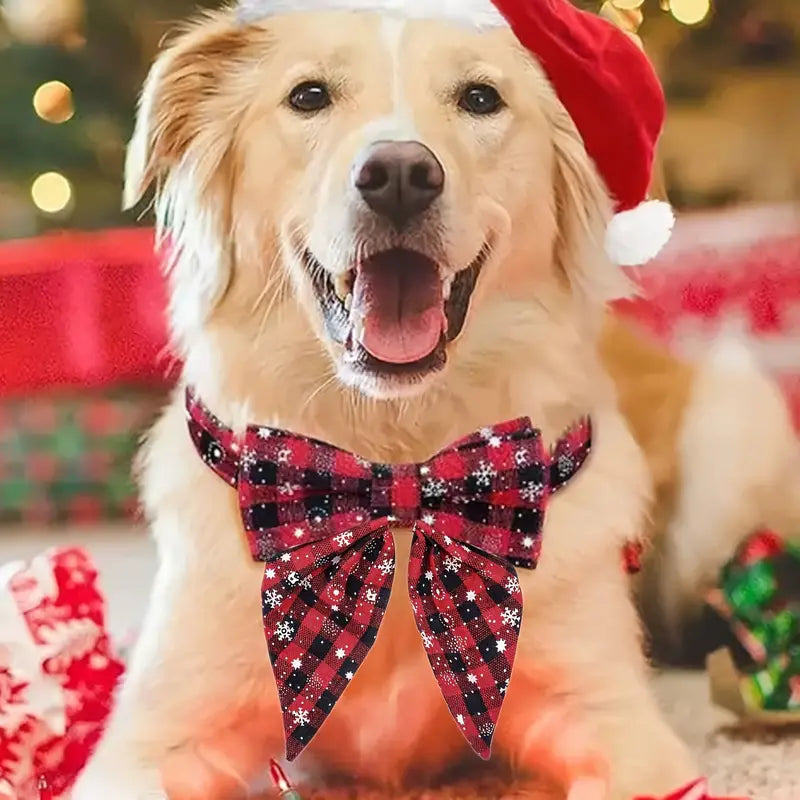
left=303, top=245, right=490, bottom=379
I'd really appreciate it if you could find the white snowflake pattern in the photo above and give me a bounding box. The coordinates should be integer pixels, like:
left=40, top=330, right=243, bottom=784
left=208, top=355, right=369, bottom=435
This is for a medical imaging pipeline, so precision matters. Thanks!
left=263, top=589, right=284, bottom=609
left=520, top=481, right=544, bottom=504
left=276, top=447, right=292, bottom=463
left=265, top=568, right=276, bottom=579
left=499, top=678, right=510, bottom=695
left=281, top=553, right=292, bottom=562
left=465, top=590, right=477, bottom=601
left=241, top=448, right=257, bottom=469
left=467, top=673, right=478, bottom=684
left=332, top=555, right=342, bottom=565
left=335, top=648, right=347, bottom=659
left=422, top=513, right=436, bottom=525
left=443, top=555, right=462, bottom=573
left=456, top=713, right=465, bottom=726
left=37, top=619, right=102, bottom=673
left=345, top=671, right=354, bottom=680
left=501, top=607, right=521, bottom=629
left=504, top=576, right=521, bottom=595
left=488, top=435, right=502, bottom=448
left=479, top=427, right=494, bottom=439
left=422, top=478, right=447, bottom=499
left=443, top=535, right=453, bottom=545
left=420, top=631, right=434, bottom=649
left=472, top=460, right=496, bottom=488
left=275, top=620, right=296, bottom=642
left=522, top=536, right=535, bottom=549
left=425, top=570, right=434, bottom=580
left=291, top=658, right=303, bottom=669
left=557, top=453, right=574, bottom=474
left=292, top=708, right=310, bottom=726
left=278, top=482, right=301, bottom=496
left=257, top=428, right=272, bottom=440
left=377, top=558, right=395, bottom=576
left=334, top=531, right=354, bottom=547
left=299, top=575, right=313, bottom=590
left=294, top=528, right=306, bottom=540
left=495, top=638, right=507, bottom=653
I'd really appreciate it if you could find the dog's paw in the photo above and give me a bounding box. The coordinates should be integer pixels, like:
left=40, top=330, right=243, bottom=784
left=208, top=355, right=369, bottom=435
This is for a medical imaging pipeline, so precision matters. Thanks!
left=71, top=760, right=165, bottom=800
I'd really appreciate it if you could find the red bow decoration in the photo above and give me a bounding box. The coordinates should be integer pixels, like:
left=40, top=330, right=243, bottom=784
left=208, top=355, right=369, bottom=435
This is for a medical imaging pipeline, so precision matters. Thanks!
left=187, top=389, right=591, bottom=761
left=635, top=779, right=750, bottom=800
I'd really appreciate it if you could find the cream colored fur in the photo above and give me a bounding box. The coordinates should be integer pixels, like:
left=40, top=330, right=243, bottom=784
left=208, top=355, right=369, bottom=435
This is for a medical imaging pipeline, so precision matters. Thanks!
left=73, top=9, right=695, bottom=800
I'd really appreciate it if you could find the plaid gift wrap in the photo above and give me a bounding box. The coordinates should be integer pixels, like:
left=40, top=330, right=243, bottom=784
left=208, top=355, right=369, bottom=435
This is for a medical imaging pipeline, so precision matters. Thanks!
left=707, top=530, right=800, bottom=714
left=0, top=391, right=164, bottom=525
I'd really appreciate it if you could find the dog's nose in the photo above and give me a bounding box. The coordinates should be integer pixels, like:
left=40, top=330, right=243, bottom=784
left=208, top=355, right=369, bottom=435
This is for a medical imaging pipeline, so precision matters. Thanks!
left=353, top=141, right=445, bottom=228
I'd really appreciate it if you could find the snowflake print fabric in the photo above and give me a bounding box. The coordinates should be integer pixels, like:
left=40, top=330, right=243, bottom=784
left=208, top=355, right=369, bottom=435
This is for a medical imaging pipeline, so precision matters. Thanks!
left=186, top=388, right=593, bottom=761
left=0, top=548, right=124, bottom=799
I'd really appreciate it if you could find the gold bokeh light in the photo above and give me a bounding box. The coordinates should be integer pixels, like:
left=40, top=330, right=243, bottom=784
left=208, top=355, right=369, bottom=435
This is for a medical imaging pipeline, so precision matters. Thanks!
left=669, top=0, right=711, bottom=25
left=31, top=172, right=73, bottom=215
left=33, top=81, right=75, bottom=124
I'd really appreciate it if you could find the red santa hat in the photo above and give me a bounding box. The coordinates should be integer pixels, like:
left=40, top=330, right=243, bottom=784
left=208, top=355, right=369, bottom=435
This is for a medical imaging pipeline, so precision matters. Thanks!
left=237, top=0, right=674, bottom=266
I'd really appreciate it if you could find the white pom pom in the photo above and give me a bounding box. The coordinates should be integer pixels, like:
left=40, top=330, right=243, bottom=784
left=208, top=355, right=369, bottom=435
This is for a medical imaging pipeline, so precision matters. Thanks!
left=605, top=200, right=675, bottom=266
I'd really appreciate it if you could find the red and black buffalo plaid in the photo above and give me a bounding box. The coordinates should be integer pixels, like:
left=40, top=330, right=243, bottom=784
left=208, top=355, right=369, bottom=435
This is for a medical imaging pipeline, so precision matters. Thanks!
left=186, top=388, right=592, bottom=761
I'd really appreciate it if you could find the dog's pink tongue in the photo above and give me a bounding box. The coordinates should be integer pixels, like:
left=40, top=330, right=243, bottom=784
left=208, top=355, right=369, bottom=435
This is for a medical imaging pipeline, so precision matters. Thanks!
left=353, top=250, right=444, bottom=364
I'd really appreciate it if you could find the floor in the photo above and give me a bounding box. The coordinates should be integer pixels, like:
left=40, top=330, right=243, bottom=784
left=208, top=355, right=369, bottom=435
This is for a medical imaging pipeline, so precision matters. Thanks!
left=2, top=526, right=799, bottom=799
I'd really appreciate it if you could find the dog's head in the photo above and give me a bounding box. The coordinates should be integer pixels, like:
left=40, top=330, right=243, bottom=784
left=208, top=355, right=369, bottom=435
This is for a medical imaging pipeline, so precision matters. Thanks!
left=127, top=6, right=627, bottom=400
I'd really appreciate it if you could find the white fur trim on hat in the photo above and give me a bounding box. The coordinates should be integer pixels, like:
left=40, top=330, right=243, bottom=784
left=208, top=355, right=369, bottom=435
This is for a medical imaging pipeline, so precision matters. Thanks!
left=237, top=0, right=508, bottom=28
left=605, top=200, right=675, bottom=266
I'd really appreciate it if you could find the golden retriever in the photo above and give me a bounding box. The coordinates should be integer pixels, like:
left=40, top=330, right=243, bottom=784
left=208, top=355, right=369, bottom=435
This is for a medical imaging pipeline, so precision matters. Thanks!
left=73, top=6, right=701, bottom=800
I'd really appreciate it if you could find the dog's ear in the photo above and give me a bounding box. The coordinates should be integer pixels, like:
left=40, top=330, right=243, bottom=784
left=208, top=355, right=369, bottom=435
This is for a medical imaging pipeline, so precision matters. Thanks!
left=551, top=108, right=634, bottom=314
left=124, top=12, right=251, bottom=210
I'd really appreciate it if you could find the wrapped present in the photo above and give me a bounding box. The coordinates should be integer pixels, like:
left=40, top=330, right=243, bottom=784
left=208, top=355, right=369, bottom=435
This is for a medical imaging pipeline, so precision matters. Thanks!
left=0, top=391, right=163, bottom=525
left=614, top=204, right=800, bottom=431
left=706, top=530, right=800, bottom=723
left=0, top=548, right=124, bottom=799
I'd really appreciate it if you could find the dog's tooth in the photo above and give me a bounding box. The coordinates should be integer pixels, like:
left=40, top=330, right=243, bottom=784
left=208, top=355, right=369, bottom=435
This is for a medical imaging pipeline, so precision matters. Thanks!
left=443, top=275, right=454, bottom=300
left=333, top=272, right=351, bottom=301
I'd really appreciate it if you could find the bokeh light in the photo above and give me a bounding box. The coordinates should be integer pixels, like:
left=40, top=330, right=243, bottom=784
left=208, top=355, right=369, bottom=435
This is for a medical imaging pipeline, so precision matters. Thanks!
left=33, top=81, right=75, bottom=124
left=670, top=0, right=711, bottom=26
left=31, top=172, right=73, bottom=215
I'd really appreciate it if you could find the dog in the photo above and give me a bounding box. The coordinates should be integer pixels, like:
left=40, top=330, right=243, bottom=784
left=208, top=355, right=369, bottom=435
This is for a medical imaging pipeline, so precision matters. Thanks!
left=72, top=6, right=699, bottom=800
left=601, top=315, right=800, bottom=664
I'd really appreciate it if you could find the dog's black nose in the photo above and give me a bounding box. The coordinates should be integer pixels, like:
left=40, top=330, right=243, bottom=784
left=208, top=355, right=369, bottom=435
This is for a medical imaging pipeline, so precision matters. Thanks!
left=353, top=141, right=445, bottom=228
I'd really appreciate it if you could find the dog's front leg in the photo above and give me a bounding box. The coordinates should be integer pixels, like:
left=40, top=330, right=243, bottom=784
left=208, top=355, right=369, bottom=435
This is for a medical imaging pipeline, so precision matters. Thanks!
left=74, top=421, right=283, bottom=799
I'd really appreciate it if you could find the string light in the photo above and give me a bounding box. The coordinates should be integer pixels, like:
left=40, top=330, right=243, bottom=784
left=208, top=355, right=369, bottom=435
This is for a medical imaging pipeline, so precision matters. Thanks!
left=668, top=0, right=711, bottom=26
left=31, top=172, right=73, bottom=215
left=603, top=0, right=713, bottom=30
left=33, top=81, right=74, bottom=124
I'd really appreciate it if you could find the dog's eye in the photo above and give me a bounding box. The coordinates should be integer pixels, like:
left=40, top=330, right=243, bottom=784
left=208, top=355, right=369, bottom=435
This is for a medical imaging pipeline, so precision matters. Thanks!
left=458, top=84, right=504, bottom=116
left=288, top=81, right=332, bottom=113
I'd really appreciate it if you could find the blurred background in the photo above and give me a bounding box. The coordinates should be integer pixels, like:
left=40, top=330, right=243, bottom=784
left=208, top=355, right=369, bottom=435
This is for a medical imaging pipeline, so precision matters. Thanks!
left=0, top=1, right=799, bottom=795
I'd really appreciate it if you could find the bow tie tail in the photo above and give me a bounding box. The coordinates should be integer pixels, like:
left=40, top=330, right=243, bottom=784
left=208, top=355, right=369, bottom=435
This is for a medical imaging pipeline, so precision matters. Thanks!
left=261, top=527, right=397, bottom=761
left=407, top=523, right=523, bottom=759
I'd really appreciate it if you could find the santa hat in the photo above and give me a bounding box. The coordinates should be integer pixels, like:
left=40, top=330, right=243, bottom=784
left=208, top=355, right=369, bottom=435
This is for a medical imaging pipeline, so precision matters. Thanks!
left=237, top=0, right=674, bottom=266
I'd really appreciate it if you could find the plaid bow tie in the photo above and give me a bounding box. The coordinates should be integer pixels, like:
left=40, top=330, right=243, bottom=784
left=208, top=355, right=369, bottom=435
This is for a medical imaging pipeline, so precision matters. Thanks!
left=187, top=389, right=591, bottom=761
